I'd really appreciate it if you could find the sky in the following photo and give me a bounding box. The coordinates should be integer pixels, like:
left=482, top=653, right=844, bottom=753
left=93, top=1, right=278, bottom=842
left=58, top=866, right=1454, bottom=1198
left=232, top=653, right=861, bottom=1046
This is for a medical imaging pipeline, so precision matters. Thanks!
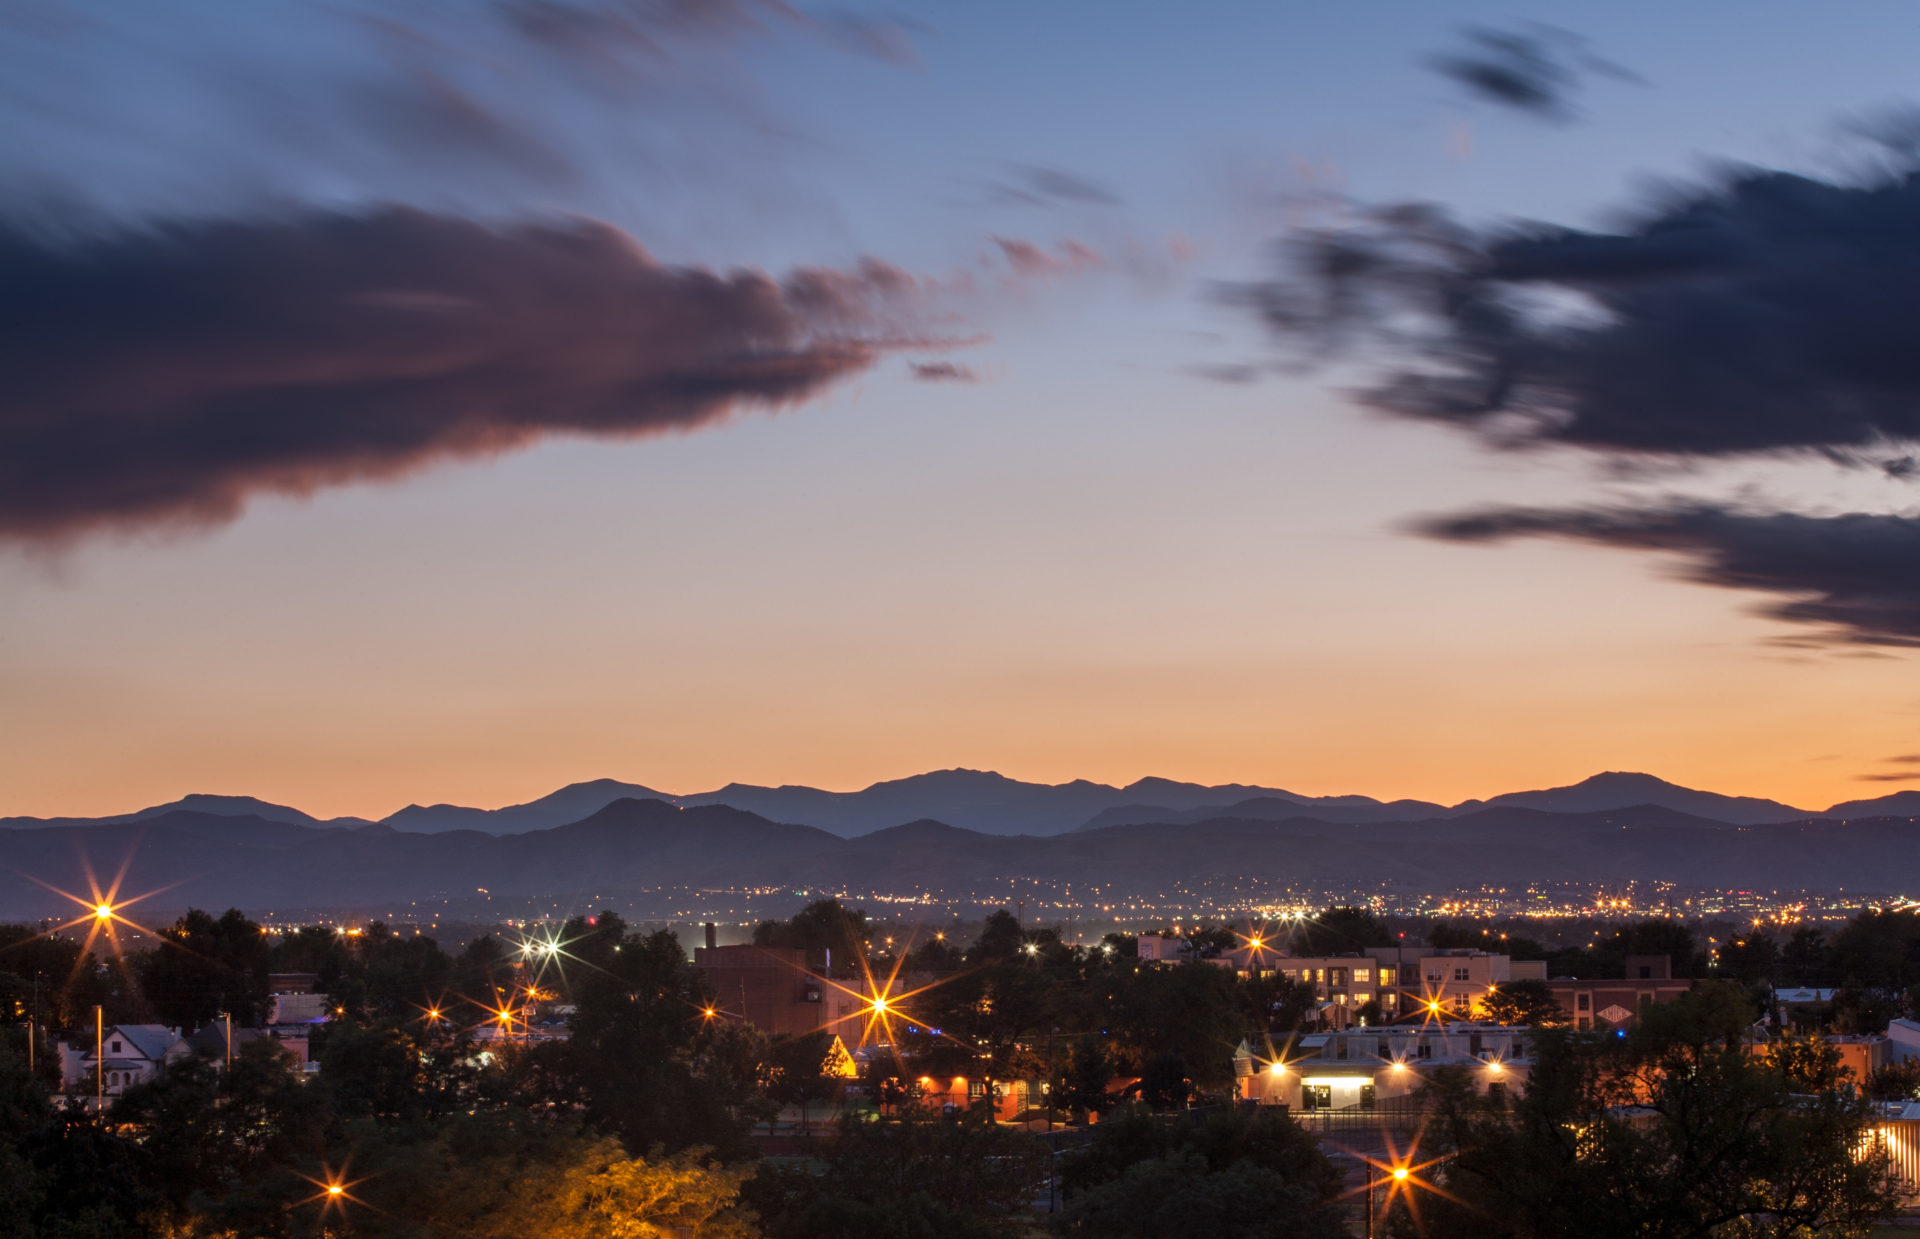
left=7, top=1, right=1920, bottom=820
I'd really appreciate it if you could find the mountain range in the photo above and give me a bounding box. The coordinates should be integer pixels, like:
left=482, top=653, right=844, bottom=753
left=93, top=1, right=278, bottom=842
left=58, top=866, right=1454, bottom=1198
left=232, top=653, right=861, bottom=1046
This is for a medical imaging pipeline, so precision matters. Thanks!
left=2, top=772, right=1918, bottom=920
left=8, top=769, right=1918, bottom=840
left=0, top=798, right=1915, bottom=921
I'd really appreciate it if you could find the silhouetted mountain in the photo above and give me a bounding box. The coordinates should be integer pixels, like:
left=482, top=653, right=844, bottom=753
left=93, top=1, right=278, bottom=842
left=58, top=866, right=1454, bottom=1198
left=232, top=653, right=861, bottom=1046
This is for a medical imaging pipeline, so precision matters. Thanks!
left=4, top=798, right=1917, bottom=921
left=0, top=793, right=368, bottom=831
left=1465, top=771, right=1808, bottom=825
left=1077, top=794, right=1453, bottom=832
left=1826, top=789, right=1920, bottom=819
left=13, top=770, right=1920, bottom=844
left=381, top=779, right=675, bottom=833
left=674, top=769, right=1228, bottom=836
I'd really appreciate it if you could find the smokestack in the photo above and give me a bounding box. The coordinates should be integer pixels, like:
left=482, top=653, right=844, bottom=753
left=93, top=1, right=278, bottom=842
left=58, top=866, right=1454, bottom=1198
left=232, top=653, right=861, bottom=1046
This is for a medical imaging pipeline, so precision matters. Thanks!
left=704, top=922, right=717, bottom=950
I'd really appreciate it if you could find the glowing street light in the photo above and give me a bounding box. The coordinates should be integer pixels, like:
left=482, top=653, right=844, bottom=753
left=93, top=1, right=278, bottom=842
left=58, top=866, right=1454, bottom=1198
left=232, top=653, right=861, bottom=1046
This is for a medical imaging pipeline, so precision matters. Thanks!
left=94, top=903, right=113, bottom=921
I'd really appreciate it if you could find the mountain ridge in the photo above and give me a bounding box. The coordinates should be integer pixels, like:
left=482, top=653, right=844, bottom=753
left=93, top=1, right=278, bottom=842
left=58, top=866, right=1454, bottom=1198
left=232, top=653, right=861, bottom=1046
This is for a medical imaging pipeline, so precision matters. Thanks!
left=5, top=769, right=1914, bottom=840
left=3, top=797, right=1915, bottom=921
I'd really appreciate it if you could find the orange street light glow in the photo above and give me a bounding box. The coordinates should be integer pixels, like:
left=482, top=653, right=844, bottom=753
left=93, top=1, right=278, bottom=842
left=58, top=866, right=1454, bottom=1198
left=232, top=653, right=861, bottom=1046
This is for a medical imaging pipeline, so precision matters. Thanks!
left=1393, top=1167, right=1409, bottom=1182
left=94, top=903, right=113, bottom=920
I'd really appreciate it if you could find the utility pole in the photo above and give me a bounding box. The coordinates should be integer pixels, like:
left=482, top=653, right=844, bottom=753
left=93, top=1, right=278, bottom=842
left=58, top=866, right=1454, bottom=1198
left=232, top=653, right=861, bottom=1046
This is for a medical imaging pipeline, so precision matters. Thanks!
left=1366, top=1164, right=1375, bottom=1238
left=95, top=1005, right=104, bottom=1110
left=225, top=1012, right=233, bottom=1068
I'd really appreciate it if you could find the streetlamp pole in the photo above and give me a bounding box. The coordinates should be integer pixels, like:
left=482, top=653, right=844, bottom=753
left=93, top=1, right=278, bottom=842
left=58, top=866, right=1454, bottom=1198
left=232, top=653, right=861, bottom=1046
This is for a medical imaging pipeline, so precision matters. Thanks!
left=95, top=1005, right=104, bottom=1110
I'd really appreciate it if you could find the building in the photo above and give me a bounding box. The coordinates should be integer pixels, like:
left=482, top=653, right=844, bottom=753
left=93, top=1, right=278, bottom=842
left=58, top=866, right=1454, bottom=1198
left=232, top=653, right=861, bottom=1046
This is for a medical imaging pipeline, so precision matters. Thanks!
left=1220, top=945, right=1545, bottom=1028
left=61, top=1024, right=189, bottom=1097
left=693, top=943, right=845, bottom=1036
left=184, top=1023, right=310, bottom=1068
left=1546, top=956, right=1693, bottom=1030
left=1237, top=1022, right=1530, bottom=1111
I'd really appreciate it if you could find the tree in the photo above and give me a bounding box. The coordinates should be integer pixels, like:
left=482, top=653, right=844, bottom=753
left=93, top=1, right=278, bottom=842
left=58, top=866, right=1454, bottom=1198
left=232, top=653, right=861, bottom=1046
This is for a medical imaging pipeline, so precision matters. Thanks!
left=1056, top=1107, right=1345, bottom=1239
left=1285, top=907, right=1394, bottom=956
left=755, top=899, right=870, bottom=973
left=484, top=1140, right=758, bottom=1239
left=966, top=910, right=1027, bottom=964
left=1053, top=1035, right=1114, bottom=1119
left=1137, top=1052, right=1192, bottom=1110
left=1713, top=930, right=1779, bottom=986
left=1591, top=919, right=1706, bottom=979
left=765, top=1031, right=840, bottom=1130
left=1389, top=984, right=1901, bottom=1239
left=136, top=907, right=271, bottom=1032
left=1479, top=979, right=1566, bottom=1027
left=1780, top=924, right=1833, bottom=986
left=748, top=1107, right=1047, bottom=1238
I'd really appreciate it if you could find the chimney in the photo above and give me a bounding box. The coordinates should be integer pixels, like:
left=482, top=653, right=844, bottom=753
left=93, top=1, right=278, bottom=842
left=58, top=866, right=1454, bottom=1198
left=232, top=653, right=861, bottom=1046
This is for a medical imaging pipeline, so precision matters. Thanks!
left=704, top=922, right=718, bottom=951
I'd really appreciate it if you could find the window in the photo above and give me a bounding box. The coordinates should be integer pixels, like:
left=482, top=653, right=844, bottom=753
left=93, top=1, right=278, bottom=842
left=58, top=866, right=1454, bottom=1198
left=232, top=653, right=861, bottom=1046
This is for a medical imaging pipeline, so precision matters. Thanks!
left=1305, top=1085, right=1332, bottom=1110
left=1576, top=993, right=1591, bottom=1011
left=1453, top=967, right=1471, bottom=982
left=111, top=1039, right=122, bottom=1053
left=1377, top=1040, right=1391, bottom=1059
left=1426, top=972, right=1442, bottom=984
left=1330, top=968, right=1348, bottom=986
left=1354, top=968, right=1372, bottom=982
left=1314, top=969, right=1325, bottom=984
left=1379, top=968, right=1396, bottom=987
left=1417, top=1042, right=1432, bottom=1060
left=1336, top=1038, right=1349, bottom=1060
left=1576, top=1016, right=1591, bottom=1031
left=1487, top=1081, right=1507, bottom=1104
left=1637, top=965, right=1653, bottom=979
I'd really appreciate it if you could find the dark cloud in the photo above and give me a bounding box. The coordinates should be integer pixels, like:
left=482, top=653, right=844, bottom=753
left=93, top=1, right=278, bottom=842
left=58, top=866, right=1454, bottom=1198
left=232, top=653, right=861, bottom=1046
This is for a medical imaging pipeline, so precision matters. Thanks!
left=909, top=361, right=978, bottom=382
left=1428, top=23, right=1641, bottom=121
left=1419, top=502, right=1920, bottom=646
left=1853, top=773, right=1920, bottom=782
left=0, top=209, right=934, bottom=543
left=1240, top=169, right=1920, bottom=462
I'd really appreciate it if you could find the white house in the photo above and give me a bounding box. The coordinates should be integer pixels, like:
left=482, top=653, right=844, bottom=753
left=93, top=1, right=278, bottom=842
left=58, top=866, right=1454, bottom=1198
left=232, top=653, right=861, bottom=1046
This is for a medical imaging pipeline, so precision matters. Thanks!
left=62, top=1024, right=190, bottom=1097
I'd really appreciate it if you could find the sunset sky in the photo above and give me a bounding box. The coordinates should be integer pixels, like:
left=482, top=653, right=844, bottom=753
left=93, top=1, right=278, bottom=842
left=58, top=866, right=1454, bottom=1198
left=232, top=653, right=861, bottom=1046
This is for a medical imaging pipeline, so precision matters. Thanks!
left=7, top=1, right=1920, bottom=821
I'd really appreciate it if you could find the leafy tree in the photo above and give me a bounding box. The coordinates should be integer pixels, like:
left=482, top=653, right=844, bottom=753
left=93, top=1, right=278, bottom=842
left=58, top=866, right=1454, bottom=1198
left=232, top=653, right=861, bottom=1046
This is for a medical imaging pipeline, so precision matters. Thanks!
left=1056, top=1107, right=1345, bottom=1239
left=1591, top=919, right=1706, bottom=979
left=1137, top=1052, right=1192, bottom=1110
left=765, top=1031, right=840, bottom=1129
left=1057, top=1155, right=1348, bottom=1239
left=749, top=1107, right=1047, bottom=1238
left=1831, top=909, right=1920, bottom=994
left=966, top=910, right=1028, bottom=964
left=540, top=926, right=761, bottom=1158
left=1097, top=961, right=1242, bottom=1089
left=1480, top=979, right=1566, bottom=1027
left=1388, top=984, right=1901, bottom=1239
left=1285, top=906, right=1394, bottom=956
left=136, top=907, right=271, bottom=1031
left=1865, top=1057, right=1920, bottom=1101
left=480, top=1140, right=758, bottom=1239
left=1427, top=922, right=1547, bottom=960
left=1052, top=1034, right=1114, bottom=1119
left=755, top=899, right=870, bottom=973
left=1713, top=930, right=1779, bottom=986
left=1780, top=924, right=1834, bottom=987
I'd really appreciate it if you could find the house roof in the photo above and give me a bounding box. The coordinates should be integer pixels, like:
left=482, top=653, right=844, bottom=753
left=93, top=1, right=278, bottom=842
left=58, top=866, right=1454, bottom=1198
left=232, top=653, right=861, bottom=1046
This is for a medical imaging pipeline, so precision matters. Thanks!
left=100, top=1024, right=181, bottom=1061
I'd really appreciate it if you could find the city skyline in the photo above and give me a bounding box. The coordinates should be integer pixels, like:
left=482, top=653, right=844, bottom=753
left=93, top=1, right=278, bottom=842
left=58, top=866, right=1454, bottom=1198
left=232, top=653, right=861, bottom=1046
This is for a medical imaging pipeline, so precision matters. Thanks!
left=8, top=3, right=1920, bottom=822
